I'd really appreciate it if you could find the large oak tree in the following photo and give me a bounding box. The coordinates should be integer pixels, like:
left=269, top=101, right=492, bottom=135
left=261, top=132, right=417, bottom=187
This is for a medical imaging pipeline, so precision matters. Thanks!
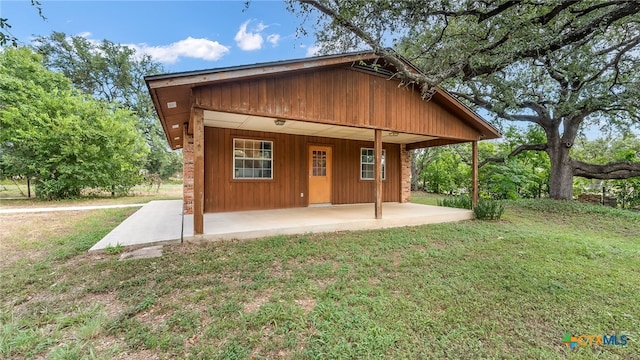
left=289, top=0, right=640, bottom=199
left=445, top=33, right=640, bottom=199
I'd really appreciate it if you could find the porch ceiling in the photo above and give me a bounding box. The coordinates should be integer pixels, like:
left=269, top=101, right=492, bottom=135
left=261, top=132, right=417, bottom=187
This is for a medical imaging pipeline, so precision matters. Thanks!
left=203, top=110, right=437, bottom=144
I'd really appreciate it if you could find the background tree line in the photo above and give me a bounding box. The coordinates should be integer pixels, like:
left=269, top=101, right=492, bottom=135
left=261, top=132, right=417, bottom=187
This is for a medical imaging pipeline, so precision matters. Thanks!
left=411, top=129, right=640, bottom=208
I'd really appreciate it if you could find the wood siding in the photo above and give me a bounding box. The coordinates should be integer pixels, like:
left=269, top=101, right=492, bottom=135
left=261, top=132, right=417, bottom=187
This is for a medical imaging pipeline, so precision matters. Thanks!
left=204, top=127, right=400, bottom=213
left=195, top=67, right=481, bottom=141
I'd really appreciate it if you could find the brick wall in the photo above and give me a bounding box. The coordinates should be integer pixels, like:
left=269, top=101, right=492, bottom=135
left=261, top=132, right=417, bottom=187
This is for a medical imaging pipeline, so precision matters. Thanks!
left=400, top=144, right=411, bottom=203
left=182, top=132, right=194, bottom=214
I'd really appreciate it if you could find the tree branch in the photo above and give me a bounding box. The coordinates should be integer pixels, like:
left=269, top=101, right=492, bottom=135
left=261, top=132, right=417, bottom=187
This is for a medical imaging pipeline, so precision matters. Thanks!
left=300, top=0, right=443, bottom=97
left=532, top=0, right=581, bottom=25
left=450, top=90, right=550, bottom=126
left=572, top=159, right=640, bottom=179
left=479, top=143, right=548, bottom=168
left=464, top=1, right=640, bottom=79
left=478, top=0, right=520, bottom=22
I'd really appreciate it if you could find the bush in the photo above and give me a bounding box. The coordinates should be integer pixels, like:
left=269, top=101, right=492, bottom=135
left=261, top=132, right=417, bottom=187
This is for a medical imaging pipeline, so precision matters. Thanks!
left=473, top=199, right=505, bottom=220
left=437, top=195, right=472, bottom=209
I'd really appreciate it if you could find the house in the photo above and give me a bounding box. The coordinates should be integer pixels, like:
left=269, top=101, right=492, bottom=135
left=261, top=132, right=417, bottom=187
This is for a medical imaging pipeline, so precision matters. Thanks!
left=145, top=51, right=500, bottom=236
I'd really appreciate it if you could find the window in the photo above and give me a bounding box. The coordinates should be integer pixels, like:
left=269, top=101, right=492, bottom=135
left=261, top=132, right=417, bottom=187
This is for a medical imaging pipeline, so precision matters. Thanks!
left=233, top=139, right=273, bottom=179
left=312, top=149, right=327, bottom=176
left=360, top=148, right=385, bottom=180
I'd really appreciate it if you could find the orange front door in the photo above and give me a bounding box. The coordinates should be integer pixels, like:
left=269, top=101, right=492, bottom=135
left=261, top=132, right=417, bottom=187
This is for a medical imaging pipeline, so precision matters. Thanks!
left=308, top=146, right=332, bottom=204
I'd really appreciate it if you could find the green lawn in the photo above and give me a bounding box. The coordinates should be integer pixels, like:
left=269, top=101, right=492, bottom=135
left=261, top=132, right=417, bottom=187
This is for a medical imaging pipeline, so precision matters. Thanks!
left=408, top=191, right=445, bottom=206
left=1, top=200, right=638, bottom=359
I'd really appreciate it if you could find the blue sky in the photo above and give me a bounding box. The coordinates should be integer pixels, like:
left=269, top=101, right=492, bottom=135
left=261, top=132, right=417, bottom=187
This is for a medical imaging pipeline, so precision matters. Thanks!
left=1, top=1, right=627, bottom=140
left=1, top=0, right=319, bottom=73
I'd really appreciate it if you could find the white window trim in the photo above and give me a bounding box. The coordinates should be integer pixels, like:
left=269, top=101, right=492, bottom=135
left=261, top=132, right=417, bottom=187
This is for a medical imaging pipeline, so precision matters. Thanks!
left=360, top=147, right=386, bottom=180
left=233, top=138, right=274, bottom=180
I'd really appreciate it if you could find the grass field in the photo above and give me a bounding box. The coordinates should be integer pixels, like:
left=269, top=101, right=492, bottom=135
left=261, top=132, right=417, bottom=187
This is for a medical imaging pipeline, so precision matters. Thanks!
left=1, top=197, right=638, bottom=359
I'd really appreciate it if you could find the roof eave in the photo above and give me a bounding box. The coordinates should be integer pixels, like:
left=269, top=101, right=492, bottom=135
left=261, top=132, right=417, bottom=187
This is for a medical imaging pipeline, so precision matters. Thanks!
left=145, top=51, right=379, bottom=90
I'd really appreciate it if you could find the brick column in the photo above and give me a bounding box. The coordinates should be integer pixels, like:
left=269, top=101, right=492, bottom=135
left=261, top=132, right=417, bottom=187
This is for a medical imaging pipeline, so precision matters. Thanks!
left=400, top=144, right=411, bottom=203
left=182, top=128, right=194, bottom=215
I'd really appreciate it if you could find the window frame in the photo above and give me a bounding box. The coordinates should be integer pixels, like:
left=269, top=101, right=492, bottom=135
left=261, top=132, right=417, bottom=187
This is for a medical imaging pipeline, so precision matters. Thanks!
left=232, top=138, right=274, bottom=180
left=360, top=147, right=386, bottom=181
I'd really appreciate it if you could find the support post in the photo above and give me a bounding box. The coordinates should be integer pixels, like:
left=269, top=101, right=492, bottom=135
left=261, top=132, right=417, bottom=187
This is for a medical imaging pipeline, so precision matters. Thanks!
left=193, top=107, right=205, bottom=235
left=472, top=140, right=479, bottom=208
left=375, top=129, right=382, bottom=219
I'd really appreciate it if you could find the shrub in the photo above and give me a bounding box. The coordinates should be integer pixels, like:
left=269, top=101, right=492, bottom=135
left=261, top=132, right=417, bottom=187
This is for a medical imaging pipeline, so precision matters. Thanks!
left=473, top=199, right=505, bottom=220
left=437, top=195, right=472, bottom=209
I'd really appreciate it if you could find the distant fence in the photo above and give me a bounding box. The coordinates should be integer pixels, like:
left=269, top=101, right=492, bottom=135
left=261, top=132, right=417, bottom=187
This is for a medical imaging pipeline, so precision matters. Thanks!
left=577, top=190, right=617, bottom=208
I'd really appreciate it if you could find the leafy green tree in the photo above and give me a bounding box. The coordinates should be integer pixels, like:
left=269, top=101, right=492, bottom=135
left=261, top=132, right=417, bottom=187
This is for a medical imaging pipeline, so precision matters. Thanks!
left=478, top=126, right=550, bottom=199
left=414, top=145, right=470, bottom=194
left=413, top=126, right=549, bottom=199
left=0, top=47, right=148, bottom=199
left=33, top=32, right=182, bottom=179
left=411, top=147, right=440, bottom=191
left=420, top=147, right=469, bottom=195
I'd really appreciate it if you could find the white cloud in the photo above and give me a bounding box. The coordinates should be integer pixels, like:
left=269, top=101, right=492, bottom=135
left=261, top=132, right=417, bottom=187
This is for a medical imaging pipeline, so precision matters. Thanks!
left=128, top=37, right=230, bottom=64
left=306, top=44, right=321, bottom=57
left=37, top=32, right=229, bottom=65
left=255, top=22, right=268, bottom=32
left=234, top=20, right=282, bottom=51
left=235, top=20, right=265, bottom=51
left=266, top=34, right=280, bottom=46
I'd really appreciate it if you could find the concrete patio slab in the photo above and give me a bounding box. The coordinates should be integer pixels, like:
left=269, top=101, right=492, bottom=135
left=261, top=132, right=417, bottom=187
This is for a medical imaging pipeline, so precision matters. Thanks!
left=183, top=202, right=473, bottom=242
left=0, top=203, right=145, bottom=214
left=89, top=200, right=183, bottom=252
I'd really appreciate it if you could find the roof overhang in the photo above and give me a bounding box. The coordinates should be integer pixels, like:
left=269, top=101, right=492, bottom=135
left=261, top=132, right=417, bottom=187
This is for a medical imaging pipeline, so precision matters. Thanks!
left=146, top=52, right=379, bottom=90
left=146, top=51, right=500, bottom=150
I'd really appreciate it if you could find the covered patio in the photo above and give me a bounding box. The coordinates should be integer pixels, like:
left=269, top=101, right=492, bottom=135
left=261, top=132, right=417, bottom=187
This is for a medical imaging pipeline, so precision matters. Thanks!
left=183, top=202, right=473, bottom=242
left=90, top=200, right=473, bottom=251
left=145, top=51, right=500, bottom=239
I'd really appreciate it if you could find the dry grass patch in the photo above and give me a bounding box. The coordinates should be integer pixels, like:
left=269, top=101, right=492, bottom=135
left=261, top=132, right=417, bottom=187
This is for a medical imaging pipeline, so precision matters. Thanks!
left=294, top=298, right=317, bottom=313
left=243, top=290, right=272, bottom=313
left=0, top=211, right=97, bottom=268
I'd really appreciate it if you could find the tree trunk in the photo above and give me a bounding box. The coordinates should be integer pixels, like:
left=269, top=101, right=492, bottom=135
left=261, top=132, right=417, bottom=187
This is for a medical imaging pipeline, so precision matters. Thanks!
left=410, top=151, right=419, bottom=191
left=547, top=135, right=574, bottom=200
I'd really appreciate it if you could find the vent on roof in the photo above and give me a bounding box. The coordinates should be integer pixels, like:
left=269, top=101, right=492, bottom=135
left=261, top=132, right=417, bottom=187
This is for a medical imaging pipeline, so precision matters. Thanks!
left=352, top=62, right=396, bottom=77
